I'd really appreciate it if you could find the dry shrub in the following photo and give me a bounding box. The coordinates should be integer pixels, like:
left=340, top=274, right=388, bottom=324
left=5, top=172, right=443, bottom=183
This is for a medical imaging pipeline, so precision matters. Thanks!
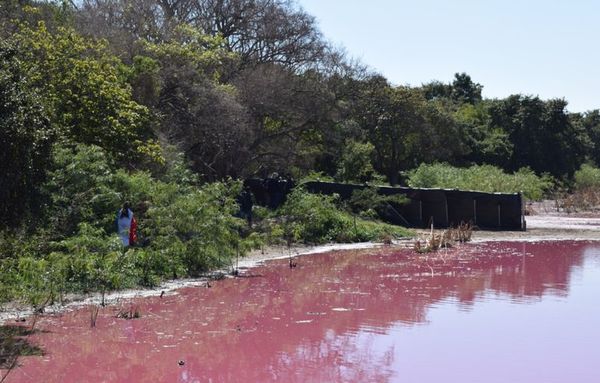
left=89, top=305, right=100, bottom=328
left=414, top=222, right=472, bottom=253
left=561, top=188, right=600, bottom=213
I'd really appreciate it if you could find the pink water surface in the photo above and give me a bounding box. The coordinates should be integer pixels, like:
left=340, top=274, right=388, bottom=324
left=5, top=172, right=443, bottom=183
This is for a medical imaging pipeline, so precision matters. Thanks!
left=3, top=240, right=600, bottom=383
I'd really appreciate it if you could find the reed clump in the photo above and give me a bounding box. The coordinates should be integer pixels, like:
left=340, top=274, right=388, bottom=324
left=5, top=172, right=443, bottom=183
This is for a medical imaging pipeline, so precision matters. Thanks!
left=413, top=222, right=473, bottom=253
left=89, top=305, right=100, bottom=328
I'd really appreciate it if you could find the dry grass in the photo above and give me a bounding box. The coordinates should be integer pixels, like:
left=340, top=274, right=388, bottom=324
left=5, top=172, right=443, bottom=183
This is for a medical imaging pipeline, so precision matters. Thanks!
left=89, top=305, right=100, bottom=328
left=413, top=222, right=473, bottom=253
left=560, top=188, right=600, bottom=213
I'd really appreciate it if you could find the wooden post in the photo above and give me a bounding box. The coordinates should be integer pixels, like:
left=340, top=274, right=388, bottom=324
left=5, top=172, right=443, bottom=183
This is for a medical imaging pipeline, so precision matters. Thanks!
left=473, top=200, right=477, bottom=225
left=444, top=195, right=449, bottom=227
left=497, top=203, right=502, bottom=228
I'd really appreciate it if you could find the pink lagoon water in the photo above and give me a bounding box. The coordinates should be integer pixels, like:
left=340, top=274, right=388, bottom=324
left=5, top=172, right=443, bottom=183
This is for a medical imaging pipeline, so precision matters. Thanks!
left=3, top=240, right=600, bottom=383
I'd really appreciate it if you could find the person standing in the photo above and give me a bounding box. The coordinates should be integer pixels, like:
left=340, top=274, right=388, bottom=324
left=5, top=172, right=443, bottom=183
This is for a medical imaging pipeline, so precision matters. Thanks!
left=116, top=202, right=137, bottom=247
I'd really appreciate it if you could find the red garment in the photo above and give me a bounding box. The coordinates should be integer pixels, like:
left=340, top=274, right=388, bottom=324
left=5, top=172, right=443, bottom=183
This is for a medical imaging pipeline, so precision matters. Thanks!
left=129, top=216, right=137, bottom=245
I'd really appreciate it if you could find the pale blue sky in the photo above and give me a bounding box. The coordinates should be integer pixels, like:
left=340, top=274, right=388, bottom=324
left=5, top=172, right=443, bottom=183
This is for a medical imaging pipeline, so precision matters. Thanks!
left=298, top=0, right=599, bottom=112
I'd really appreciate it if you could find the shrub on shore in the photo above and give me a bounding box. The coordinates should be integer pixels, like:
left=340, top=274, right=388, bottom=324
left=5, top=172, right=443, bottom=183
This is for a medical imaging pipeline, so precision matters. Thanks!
left=0, top=145, right=412, bottom=310
left=406, top=163, right=554, bottom=200
left=276, top=188, right=412, bottom=244
left=0, top=144, right=250, bottom=307
left=573, top=164, right=600, bottom=190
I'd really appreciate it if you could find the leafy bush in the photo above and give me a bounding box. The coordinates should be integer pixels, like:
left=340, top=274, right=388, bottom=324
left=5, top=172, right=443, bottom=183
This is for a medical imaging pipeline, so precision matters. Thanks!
left=0, top=39, right=54, bottom=227
left=277, top=188, right=411, bottom=244
left=144, top=181, right=245, bottom=276
left=573, top=164, right=600, bottom=190
left=335, top=141, right=378, bottom=183
left=406, top=163, right=554, bottom=200
left=348, top=187, right=407, bottom=218
left=44, top=143, right=120, bottom=236
left=0, top=142, right=259, bottom=307
left=298, top=171, right=334, bottom=183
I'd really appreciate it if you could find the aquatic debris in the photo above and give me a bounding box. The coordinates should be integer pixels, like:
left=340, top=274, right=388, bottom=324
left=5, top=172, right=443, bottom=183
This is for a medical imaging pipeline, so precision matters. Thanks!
left=116, top=305, right=141, bottom=320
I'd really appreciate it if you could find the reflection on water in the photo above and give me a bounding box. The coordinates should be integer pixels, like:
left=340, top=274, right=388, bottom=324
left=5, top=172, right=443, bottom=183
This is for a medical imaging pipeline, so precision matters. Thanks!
left=4, top=241, right=600, bottom=383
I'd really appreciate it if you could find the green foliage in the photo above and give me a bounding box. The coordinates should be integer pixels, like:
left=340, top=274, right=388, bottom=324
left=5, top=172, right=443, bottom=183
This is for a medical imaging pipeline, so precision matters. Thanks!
left=50, top=223, right=129, bottom=293
left=278, top=188, right=411, bottom=244
left=298, top=171, right=335, bottom=183
left=142, top=24, right=235, bottom=82
left=0, top=255, right=19, bottom=304
left=422, top=73, right=482, bottom=104
left=47, top=144, right=248, bottom=278
left=451, top=73, right=483, bottom=104
left=573, top=164, right=600, bottom=190
left=144, top=181, right=245, bottom=276
left=44, top=143, right=120, bottom=236
left=127, top=55, right=161, bottom=107
left=406, top=163, right=554, bottom=200
left=13, top=21, right=152, bottom=161
left=0, top=141, right=255, bottom=307
left=355, top=82, right=465, bottom=184
left=348, top=188, right=407, bottom=218
left=488, top=95, right=586, bottom=178
left=0, top=40, right=53, bottom=227
left=454, top=102, right=512, bottom=165
left=335, top=141, right=377, bottom=183
left=578, top=110, right=600, bottom=166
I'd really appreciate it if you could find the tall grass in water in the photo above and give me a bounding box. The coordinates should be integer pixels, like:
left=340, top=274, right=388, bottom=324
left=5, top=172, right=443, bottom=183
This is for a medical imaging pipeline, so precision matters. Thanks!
left=414, top=222, right=473, bottom=253
left=89, top=305, right=100, bottom=328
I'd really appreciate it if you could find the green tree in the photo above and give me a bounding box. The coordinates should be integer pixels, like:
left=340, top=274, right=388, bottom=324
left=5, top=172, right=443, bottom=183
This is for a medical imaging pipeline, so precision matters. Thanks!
left=335, top=141, right=376, bottom=183
left=455, top=102, right=512, bottom=166
left=43, top=143, right=120, bottom=237
left=139, top=24, right=252, bottom=180
left=13, top=21, right=152, bottom=162
left=573, top=110, right=600, bottom=166
left=451, top=72, right=482, bottom=104
left=421, top=72, right=482, bottom=105
left=489, top=95, right=586, bottom=177
left=0, top=40, right=54, bottom=227
left=354, top=80, right=464, bottom=184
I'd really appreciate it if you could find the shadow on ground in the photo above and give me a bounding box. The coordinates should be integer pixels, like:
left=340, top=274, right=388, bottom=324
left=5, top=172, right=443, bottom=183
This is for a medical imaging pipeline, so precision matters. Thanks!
left=0, top=325, right=45, bottom=369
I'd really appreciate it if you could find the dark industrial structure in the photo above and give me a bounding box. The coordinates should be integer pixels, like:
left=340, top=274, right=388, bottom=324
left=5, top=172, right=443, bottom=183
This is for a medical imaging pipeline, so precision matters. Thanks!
left=245, top=179, right=526, bottom=231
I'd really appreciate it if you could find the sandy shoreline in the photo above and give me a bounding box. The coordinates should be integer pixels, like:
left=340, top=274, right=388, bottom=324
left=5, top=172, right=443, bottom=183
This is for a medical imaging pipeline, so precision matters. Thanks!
left=1, top=214, right=598, bottom=325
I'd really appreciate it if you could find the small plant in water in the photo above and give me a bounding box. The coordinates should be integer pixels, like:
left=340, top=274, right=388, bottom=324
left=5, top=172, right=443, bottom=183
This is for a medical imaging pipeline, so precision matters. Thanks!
left=116, top=305, right=141, bottom=320
left=89, top=305, right=100, bottom=328
left=414, top=222, right=472, bottom=253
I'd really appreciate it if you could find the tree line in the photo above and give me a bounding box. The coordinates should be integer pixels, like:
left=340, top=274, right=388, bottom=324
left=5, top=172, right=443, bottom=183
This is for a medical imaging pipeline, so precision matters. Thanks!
left=1, top=0, right=600, bottom=229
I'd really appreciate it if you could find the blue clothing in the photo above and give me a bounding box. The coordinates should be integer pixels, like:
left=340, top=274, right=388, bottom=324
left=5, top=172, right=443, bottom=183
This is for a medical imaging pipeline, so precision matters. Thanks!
left=116, top=209, right=133, bottom=246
